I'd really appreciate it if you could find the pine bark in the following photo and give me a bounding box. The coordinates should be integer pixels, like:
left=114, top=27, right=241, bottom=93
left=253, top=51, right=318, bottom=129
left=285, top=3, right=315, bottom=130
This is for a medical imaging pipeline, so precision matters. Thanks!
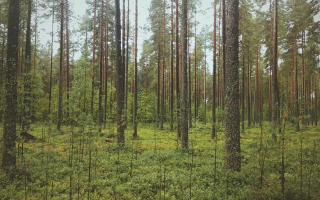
left=91, top=0, right=97, bottom=116
left=98, top=0, right=104, bottom=130
left=2, top=0, right=20, bottom=173
left=212, top=0, right=217, bottom=139
left=224, top=0, right=241, bottom=172
left=170, top=0, right=174, bottom=131
left=181, top=0, right=188, bottom=149
left=57, top=2, right=64, bottom=130
left=133, top=0, right=138, bottom=138
left=176, top=0, right=181, bottom=138
left=116, top=0, right=125, bottom=145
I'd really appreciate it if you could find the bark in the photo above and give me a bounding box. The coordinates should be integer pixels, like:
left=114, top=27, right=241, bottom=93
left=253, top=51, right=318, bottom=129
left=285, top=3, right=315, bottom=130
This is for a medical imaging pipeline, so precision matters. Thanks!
left=224, top=0, right=241, bottom=172
left=2, top=0, right=20, bottom=174
left=133, top=0, right=138, bottom=138
left=222, top=0, right=226, bottom=108
left=91, top=0, right=97, bottom=116
left=22, top=0, right=32, bottom=131
left=181, top=0, right=188, bottom=149
left=204, top=40, right=207, bottom=124
left=98, top=0, right=104, bottom=130
left=194, top=20, right=197, bottom=122
left=176, top=0, right=181, bottom=138
left=170, top=0, right=174, bottom=131
left=49, top=4, right=54, bottom=116
left=212, top=0, right=217, bottom=138
left=248, top=49, right=251, bottom=127
left=116, top=0, right=125, bottom=145
left=104, top=0, right=109, bottom=123
left=57, top=2, right=64, bottom=131
left=294, top=33, right=299, bottom=131
left=272, top=0, right=279, bottom=141
left=160, top=0, right=166, bottom=130
left=66, top=0, right=70, bottom=125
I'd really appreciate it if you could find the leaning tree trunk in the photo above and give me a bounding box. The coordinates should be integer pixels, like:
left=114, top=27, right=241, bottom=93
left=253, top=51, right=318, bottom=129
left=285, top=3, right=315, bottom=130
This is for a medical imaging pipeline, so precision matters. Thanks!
left=224, top=0, right=241, bottom=172
left=2, top=0, right=20, bottom=174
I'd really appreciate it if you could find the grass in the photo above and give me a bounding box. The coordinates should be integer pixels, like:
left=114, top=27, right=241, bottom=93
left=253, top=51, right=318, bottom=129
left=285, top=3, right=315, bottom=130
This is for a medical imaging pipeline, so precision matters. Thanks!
left=0, top=120, right=320, bottom=199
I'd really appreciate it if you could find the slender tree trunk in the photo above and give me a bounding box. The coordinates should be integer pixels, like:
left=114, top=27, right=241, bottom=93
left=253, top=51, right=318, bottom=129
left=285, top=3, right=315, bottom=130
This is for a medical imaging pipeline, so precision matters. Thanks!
left=241, top=27, right=245, bottom=131
left=125, top=0, right=130, bottom=125
left=104, top=0, right=109, bottom=123
left=116, top=0, right=125, bottom=145
left=194, top=19, right=197, bottom=122
left=91, top=0, right=97, bottom=116
left=224, top=0, right=241, bottom=172
left=272, top=0, right=279, bottom=141
left=222, top=0, right=226, bottom=109
left=170, top=0, right=174, bottom=131
left=57, top=2, right=64, bottom=131
left=66, top=0, right=70, bottom=125
left=176, top=0, right=181, bottom=138
left=22, top=0, right=32, bottom=131
left=122, top=0, right=127, bottom=128
left=98, top=0, right=104, bottom=131
left=160, top=0, right=166, bottom=130
left=133, top=0, right=138, bottom=138
left=49, top=4, right=54, bottom=117
left=157, top=37, right=160, bottom=127
left=294, top=33, right=299, bottom=131
left=187, top=5, right=192, bottom=128
left=2, top=0, right=20, bottom=174
left=248, top=48, right=251, bottom=127
left=181, top=0, right=188, bottom=149
left=212, top=0, right=217, bottom=138
left=204, top=40, right=207, bottom=124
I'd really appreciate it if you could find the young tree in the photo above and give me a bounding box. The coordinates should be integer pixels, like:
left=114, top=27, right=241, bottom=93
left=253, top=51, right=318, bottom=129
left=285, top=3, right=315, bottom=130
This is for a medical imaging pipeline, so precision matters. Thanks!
left=2, top=0, right=20, bottom=173
left=181, top=0, right=188, bottom=149
left=224, top=0, right=241, bottom=172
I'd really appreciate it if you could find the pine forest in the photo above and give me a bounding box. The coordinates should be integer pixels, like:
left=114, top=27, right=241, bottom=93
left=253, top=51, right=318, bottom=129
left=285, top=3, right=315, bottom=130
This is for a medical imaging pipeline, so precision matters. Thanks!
left=1, top=0, right=320, bottom=199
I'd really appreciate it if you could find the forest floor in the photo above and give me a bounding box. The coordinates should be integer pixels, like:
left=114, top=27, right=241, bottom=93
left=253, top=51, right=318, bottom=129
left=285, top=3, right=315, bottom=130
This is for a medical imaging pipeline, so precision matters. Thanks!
left=0, top=120, right=320, bottom=199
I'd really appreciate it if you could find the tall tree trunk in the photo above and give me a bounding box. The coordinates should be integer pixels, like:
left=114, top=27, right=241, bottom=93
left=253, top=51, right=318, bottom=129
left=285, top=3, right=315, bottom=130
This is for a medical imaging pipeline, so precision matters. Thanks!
left=104, top=0, right=109, bottom=123
left=181, top=0, right=188, bottom=149
left=248, top=48, right=251, bottom=127
left=272, top=0, right=279, bottom=141
left=222, top=0, right=226, bottom=109
left=2, top=0, right=20, bottom=174
left=133, top=0, right=138, bottom=138
left=98, top=0, right=104, bottom=131
left=91, top=0, right=97, bottom=116
left=57, top=2, right=64, bottom=131
left=204, top=40, right=207, bottom=124
left=294, top=33, right=299, bottom=131
left=22, top=0, right=32, bottom=131
left=157, top=37, right=160, bottom=127
left=212, top=0, right=217, bottom=138
left=194, top=19, right=197, bottom=123
left=122, top=0, right=127, bottom=128
left=116, top=0, right=125, bottom=145
left=176, top=0, right=181, bottom=138
left=125, top=0, right=130, bottom=126
left=160, top=0, right=166, bottom=130
left=66, top=0, right=70, bottom=125
left=170, top=0, right=174, bottom=131
left=49, top=4, right=54, bottom=117
left=241, top=26, right=245, bottom=132
left=224, top=0, right=241, bottom=172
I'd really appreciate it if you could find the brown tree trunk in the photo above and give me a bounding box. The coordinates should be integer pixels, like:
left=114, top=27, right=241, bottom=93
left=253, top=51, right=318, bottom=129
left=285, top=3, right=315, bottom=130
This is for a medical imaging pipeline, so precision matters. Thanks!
left=160, top=0, right=166, bottom=130
left=212, top=0, right=217, bottom=138
left=133, top=0, right=138, bottom=138
left=176, top=0, right=181, bottom=138
left=294, top=33, right=299, bottom=131
left=224, top=0, right=240, bottom=172
left=204, top=40, right=207, bottom=124
left=66, top=0, right=70, bottom=125
left=98, top=0, right=104, bottom=130
left=57, top=2, right=64, bottom=130
left=104, top=0, right=109, bottom=123
left=49, top=4, right=54, bottom=117
left=91, top=0, right=97, bottom=116
left=170, top=0, right=174, bottom=131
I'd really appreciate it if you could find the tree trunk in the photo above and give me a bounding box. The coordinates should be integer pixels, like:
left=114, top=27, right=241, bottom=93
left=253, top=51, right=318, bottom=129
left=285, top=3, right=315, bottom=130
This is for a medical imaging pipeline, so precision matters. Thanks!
left=104, top=0, right=109, bottom=123
left=98, top=0, right=104, bottom=131
left=181, top=0, right=188, bottom=149
left=2, top=0, right=20, bottom=174
left=91, top=0, right=97, bottom=116
left=116, top=0, right=125, bottom=145
left=176, top=0, right=181, bottom=138
left=49, top=4, right=54, bottom=117
left=224, top=0, right=241, bottom=172
left=170, top=0, right=174, bottom=131
left=66, top=0, right=70, bottom=125
left=222, top=0, right=226, bottom=109
left=22, top=0, right=32, bottom=131
left=272, top=0, right=279, bottom=141
left=294, top=33, right=299, bottom=131
left=57, top=2, right=64, bottom=131
left=204, top=40, right=207, bottom=124
left=133, top=0, right=138, bottom=138
left=160, top=0, right=166, bottom=130
left=212, top=0, right=217, bottom=138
